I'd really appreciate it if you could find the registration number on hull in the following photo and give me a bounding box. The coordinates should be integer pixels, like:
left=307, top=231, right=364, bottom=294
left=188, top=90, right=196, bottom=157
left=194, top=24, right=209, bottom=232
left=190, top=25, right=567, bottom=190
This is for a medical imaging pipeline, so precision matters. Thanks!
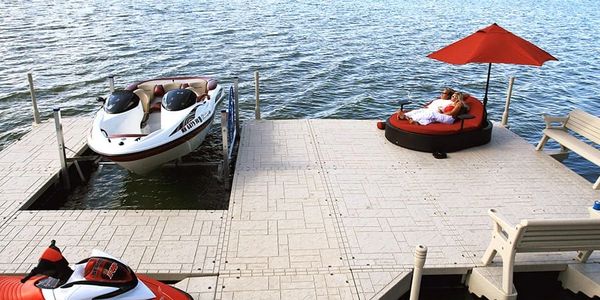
left=181, top=116, right=203, bottom=134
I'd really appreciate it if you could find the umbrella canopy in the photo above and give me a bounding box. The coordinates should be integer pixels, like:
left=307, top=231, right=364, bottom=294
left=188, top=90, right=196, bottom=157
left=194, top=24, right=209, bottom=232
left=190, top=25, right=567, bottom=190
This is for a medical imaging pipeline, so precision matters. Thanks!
left=427, top=23, right=557, bottom=112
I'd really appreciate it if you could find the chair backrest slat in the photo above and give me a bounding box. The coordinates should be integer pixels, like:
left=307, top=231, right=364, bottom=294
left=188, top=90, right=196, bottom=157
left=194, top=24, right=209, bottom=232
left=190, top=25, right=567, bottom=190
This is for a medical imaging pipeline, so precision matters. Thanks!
left=566, top=109, right=600, bottom=144
left=518, top=240, right=600, bottom=252
left=516, top=221, right=600, bottom=252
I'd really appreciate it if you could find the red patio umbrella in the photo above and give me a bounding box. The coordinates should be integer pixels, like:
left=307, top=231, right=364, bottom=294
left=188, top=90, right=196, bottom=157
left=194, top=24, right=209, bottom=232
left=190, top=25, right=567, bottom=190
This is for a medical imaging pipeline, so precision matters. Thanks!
left=427, top=23, right=557, bottom=113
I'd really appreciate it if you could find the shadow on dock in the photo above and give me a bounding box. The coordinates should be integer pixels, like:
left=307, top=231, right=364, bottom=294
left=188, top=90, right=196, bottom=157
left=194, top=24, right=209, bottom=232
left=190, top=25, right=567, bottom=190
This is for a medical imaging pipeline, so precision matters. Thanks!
left=399, top=273, right=591, bottom=300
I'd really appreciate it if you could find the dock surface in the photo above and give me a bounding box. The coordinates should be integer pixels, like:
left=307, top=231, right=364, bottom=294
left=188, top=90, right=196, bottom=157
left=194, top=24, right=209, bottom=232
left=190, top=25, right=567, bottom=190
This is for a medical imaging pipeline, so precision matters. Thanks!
left=0, top=117, right=90, bottom=225
left=1, top=119, right=599, bottom=299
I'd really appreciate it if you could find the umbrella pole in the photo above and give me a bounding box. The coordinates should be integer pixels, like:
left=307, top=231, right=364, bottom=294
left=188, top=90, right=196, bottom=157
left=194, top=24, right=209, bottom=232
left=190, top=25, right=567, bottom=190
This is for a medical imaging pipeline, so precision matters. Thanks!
left=483, top=63, right=492, bottom=119
left=483, top=63, right=491, bottom=108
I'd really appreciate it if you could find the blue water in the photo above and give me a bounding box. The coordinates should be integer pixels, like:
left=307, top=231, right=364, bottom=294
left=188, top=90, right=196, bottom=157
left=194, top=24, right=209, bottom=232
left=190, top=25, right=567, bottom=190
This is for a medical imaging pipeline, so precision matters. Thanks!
left=1, top=0, right=599, bottom=208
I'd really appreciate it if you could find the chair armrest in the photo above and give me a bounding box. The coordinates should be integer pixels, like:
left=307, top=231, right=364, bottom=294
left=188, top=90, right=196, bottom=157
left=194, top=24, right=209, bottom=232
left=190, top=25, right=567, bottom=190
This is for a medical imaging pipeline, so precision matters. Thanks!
left=398, top=100, right=412, bottom=111
left=542, top=113, right=568, bottom=129
left=457, top=114, right=475, bottom=130
left=457, top=113, right=475, bottom=120
left=488, top=208, right=517, bottom=237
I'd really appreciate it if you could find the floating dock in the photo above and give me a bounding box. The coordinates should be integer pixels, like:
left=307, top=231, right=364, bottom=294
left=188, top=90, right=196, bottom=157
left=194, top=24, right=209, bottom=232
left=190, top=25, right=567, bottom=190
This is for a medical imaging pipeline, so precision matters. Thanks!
left=0, top=117, right=90, bottom=223
left=1, top=118, right=599, bottom=299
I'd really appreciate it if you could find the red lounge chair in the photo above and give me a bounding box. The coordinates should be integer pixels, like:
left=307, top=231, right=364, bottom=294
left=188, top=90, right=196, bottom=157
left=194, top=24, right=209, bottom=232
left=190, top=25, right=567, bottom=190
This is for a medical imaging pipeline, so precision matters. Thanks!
left=385, top=95, right=492, bottom=152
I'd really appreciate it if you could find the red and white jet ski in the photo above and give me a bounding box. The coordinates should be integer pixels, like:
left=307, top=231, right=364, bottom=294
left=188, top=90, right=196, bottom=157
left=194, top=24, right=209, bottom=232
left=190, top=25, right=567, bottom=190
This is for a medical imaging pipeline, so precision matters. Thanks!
left=0, top=240, right=192, bottom=300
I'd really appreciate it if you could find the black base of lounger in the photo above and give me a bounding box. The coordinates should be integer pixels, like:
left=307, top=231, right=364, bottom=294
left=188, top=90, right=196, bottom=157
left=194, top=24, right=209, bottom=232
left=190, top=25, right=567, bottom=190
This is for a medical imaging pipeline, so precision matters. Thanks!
left=384, top=119, right=493, bottom=153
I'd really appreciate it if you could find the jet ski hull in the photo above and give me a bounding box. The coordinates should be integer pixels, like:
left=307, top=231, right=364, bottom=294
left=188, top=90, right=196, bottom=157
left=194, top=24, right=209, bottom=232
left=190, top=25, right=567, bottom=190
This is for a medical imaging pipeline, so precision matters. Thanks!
left=87, top=76, right=224, bottom=174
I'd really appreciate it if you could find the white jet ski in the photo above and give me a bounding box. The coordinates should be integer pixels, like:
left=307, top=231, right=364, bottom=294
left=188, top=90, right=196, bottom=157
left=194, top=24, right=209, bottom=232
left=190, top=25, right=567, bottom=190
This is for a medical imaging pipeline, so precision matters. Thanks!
left=88, top=76, right=225, bottom=174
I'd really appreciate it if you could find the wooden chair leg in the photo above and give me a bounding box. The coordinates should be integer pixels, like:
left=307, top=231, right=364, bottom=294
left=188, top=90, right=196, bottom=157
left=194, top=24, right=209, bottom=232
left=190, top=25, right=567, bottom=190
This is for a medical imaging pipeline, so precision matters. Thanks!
left=593, top=177, right=600, bottom=190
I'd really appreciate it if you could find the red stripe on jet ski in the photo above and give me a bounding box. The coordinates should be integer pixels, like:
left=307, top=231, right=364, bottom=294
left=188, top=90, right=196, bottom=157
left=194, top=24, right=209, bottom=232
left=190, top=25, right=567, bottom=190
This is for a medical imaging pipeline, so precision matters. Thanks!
left=105, top=117, right=212, bottom=163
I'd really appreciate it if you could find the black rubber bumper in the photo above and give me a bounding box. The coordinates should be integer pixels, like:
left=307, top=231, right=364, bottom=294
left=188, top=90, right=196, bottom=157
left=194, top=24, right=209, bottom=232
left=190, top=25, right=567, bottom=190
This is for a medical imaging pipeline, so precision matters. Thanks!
left=384, top=118, right=493, bottom=153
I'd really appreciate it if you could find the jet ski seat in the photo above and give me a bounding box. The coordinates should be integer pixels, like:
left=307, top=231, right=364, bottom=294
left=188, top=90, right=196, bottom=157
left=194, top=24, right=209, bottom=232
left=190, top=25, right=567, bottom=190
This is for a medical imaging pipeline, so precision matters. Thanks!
left=83, top=257, right=135, bottom=283
left=188, top=80, right=209, bottom=101
left=0, top=276, right=44, bottom=300
left=133, top=89, right=151, bottom=114
left=134, top=89, right=152, bottom=128
left=163, top=82, right=180, bottom=92
left=153, top=84, right=165, bottom=98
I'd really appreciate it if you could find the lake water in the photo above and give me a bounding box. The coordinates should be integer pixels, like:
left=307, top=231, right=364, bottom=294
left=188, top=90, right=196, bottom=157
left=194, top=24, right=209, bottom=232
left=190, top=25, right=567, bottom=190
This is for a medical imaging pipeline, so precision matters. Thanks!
left=1, top=0, right=599, bottom=209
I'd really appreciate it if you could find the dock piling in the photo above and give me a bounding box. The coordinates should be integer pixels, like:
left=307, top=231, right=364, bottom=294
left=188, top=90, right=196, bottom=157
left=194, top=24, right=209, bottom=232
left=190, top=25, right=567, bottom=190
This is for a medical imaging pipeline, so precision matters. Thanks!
left=220, top=109, right=230, bottom=187
left=108, top=75, right=115, bottom=93
left=254, top=71, right=261, bottom=120
left=53, top=108, right=71, bottom=190
left=27, top=73, right=41, bottom=125
left=501, top=76, right=515, bottom=128
left=410, top=245, right=428, bottom=300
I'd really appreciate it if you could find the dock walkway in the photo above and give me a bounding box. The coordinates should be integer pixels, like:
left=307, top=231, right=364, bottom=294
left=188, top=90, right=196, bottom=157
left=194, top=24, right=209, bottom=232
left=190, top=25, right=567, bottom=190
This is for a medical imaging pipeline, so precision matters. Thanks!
left=214, top=119, right=600, bottom=299
left=0, top=117, right=90, bottom=224
left=1, top=119, right=598, bottom=299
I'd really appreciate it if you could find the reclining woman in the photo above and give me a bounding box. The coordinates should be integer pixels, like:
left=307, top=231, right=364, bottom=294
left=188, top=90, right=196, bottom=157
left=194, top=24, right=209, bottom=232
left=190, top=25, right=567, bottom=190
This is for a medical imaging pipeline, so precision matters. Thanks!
left=398, top=91, right=469, bottom=125
left=395, top=87, right=454, bottom=118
